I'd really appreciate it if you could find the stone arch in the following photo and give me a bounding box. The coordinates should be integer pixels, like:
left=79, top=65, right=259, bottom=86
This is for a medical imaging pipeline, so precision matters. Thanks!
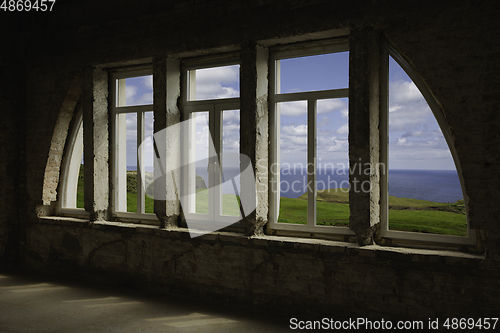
left=41, top=74, right=83, bottom=207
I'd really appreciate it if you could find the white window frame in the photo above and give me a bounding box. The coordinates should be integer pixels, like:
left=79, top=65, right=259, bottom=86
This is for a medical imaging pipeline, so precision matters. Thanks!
left=268, top=40, right=354, bottom=237
left=57, top=108, right=89, bottom=218
left=110, top=67, right=158, bottom=221
left=380, top=42, right=476, bottom=246
left=181, top=58, right=242, bottom=227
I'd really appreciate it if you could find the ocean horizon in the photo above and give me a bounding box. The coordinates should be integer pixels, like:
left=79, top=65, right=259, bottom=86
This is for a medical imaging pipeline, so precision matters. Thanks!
left=127, top=166, right=463, bottom=204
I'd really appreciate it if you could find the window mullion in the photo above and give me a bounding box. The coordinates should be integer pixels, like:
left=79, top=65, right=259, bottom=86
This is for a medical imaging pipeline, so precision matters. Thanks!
left=307, top=99, right=317, bottom=227
left=210, top=105, right=221, bottom=220
left=380, top=47, right=389, bottom=234
left=187, top=111, right=196, bottom=214
left=137, top=111, right=145, bottom=214
left=115, top=77, right=127, bottom=213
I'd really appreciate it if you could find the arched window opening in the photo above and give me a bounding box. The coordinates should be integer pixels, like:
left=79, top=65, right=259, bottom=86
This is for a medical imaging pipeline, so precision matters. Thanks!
left=380, top=43, right=475, bottom=246
left=58, top=108, right=86, bottom=215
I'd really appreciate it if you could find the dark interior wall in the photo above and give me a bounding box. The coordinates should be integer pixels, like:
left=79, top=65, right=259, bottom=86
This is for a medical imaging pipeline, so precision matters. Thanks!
left=0, top=17, right=25, bottom=266
left=1, top=0, right=499, bottom=319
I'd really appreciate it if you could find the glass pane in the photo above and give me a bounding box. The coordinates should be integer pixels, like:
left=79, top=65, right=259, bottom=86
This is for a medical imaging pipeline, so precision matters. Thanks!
left=117, top=75, right=153, bottom=107
left=190, top=65, right=240, bottom=101
left=126, top=112, right=138, bottom=213
left=76, top=154, right=84, bottom=209
left=278, top=51, right=349, bottom=94
left=278, top=101, right=307, bottom=225
left=143, top=111, right=154, bottom=214
left=221, top=110, right=241, bottom=217
left=193, top=112, right=209, bottom=214
left=315, top=98, right=349, bottom=227
left=388, top=56, right=467, bottom=236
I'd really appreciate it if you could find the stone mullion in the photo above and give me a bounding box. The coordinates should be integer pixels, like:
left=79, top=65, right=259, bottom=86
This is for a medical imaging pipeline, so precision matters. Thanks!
left=348, top=28, right=381, bottom=245
left=239, top=43, right=269, bottom=236
left=153, top=57, right=181, bottom=228
left=83, top=67, right=109, bottom=221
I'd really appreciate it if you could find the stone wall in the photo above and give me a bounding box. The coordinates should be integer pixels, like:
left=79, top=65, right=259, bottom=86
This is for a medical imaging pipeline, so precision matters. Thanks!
left=1, top=0, right=499, bottom=320
left=0, top=18, right=24, bottom=266
left=27, top=217, right=499, bottom=319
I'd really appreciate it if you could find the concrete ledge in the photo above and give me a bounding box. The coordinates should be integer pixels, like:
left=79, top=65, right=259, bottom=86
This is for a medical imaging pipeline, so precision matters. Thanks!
left=39, top=216, right=484, bottom=264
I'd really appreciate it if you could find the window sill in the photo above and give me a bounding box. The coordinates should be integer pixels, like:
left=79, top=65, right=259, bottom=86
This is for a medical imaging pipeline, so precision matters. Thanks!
left=38, top=216, right=483, bottom=264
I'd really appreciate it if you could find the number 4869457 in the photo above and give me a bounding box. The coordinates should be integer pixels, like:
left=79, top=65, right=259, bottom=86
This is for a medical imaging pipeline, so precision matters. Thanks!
left=1, top=0, right=56, bottom=12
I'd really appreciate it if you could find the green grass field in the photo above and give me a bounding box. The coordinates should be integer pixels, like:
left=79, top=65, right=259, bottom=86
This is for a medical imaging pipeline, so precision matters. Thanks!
left=76, top=166, right=467, bottom=236
left=76, top=168, right=239, bottom=216
left=278, top=188, right=467, bottom=236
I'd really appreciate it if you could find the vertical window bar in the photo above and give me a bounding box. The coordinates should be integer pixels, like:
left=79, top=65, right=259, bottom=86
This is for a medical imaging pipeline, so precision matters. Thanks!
left=269, top=59, right=280, bottom=223
left=380, top=47, right=389, bottom=233
left=213, top=106, right=223, bottom=216
left=187, top=112, right=196, bottom=213
left=307, top=99, right=317, bottom=227
left=137, top=110, right=145, bottom=214
left=116, top=78, right=127, bottom=212
left=188, top=70, right=196, bottom=101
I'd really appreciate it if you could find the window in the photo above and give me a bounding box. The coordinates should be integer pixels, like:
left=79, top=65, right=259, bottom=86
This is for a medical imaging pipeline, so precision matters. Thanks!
left=57, top=36, right=475, bottom=249
left=181, top=59, right=243, bottom=230
left=380, top=43, right=475, bottom=246
left=268, top=40, right=354, bottom=237
left=110, top=68, right=156, bottom=220
left=58, top=107, right=87, bottom=216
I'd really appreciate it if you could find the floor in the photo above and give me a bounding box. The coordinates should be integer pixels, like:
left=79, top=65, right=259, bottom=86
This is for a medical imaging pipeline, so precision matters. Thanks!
left=0, top=271, right=292, bottom=333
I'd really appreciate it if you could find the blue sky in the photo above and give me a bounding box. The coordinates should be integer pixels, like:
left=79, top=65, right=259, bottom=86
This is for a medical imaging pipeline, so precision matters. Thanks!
left=279, top=52, right=349, bottom=170
left=388, top=56, right=454, bottom=170
left=122, top=54, right=456, bottom=171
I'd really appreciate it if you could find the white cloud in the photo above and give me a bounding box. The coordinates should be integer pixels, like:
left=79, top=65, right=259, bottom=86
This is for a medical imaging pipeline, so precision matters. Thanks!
left=317, top=116, right=330, bottom=128
left=280, top=99, right=347, bottom=117
left=340, top=107, right=348, bottom=118
left=125, top=86, right=138, bottom=105
left=194, top=113, right=209, bottom=125
left=196, top=86, right=239, bottom=100
left=282, top=124, right=307, bottom=136
left=223, top=110, right=240, bottom=122
left=389, top=105, right=402, bottom=113
left=196, top=65, right=238, bottom=84
left=195, top=65, right=240, bottom=100
left=390, top=80, right=422, bottom=104
left=144, top=112, right=154, bottom=133
left=336, top=124, right=348, bottom=135
left=135, top=93, right=153, bottom=105
left=388, top=146, right=455, bottom=170
left=125, top=80, right=153, bottom=106
left=223, top=124, right=239, bottom=132
left=282, top=135, right=307, bottom=147
left=317, top=136, right=348, bottom=152
left=317, top=99, right=345, bottom=114
left=397, top=137, right=411, bottom=146
left=223, top=138, right=239, bottom=152
left=143, top=75, right=153, bottom=90
left=280, top=101, right=307, bottom=116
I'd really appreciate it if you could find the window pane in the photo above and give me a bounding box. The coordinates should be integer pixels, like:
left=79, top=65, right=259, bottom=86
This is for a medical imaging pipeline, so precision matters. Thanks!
left=388, top=56, right=467, bottom=236
left=278, top=51, right=348, bottom=94
left=190, top=65, right=240, bottom=101
left=76, top=155, right=84, bottom=209
left=193, top=112, right=210, bottom=214
left=143, top=111, right=154, bottom=214
left=221, top=110, right=240, bottom=217
left=126, top=112, right=138, bottom=213
left=278, top=101, right=307, bottom=225
left=117, top=75, right=153, bottom=107
left=316, top=98, right=349, bottom=227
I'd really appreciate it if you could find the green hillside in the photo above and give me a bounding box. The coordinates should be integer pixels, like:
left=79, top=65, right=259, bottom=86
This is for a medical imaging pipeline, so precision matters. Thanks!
left=278, top=187, right=467, bottom=236
left=77, top=166, right=467, bottom=236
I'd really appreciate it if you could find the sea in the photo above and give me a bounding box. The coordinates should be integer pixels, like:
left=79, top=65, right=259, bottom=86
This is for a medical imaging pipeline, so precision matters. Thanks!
left=129, top=166, right=463, bottom=204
